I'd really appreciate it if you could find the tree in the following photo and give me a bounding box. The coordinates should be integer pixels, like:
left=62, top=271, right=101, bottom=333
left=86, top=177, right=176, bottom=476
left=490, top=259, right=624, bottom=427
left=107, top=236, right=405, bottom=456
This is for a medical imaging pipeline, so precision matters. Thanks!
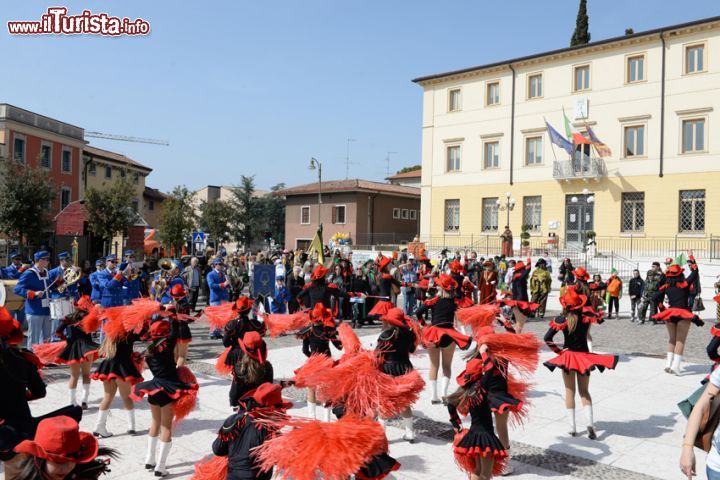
left=159, top=186, right=196, bottom=256
left=198, top=199, right=234, bottom=246
left=396, top=165, right=421, bottom=175
left=255, top=183, right=286, bottom=245
left=0, top=160, right=56, bottom=249
left=570, top=0, right=591, bottom=46
left=230, top=175, right=259, bottom=247
left=625, top=28, right=634, bottom=36
left=84, top=173, right=136, bottom=252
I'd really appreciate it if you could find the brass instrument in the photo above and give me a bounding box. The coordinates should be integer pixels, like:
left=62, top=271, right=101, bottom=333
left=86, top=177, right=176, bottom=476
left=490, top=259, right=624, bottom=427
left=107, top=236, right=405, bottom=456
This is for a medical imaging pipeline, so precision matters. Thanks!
left=57, top=266, right=82, bottom=294
left=151, top=258, right=174, bottom=300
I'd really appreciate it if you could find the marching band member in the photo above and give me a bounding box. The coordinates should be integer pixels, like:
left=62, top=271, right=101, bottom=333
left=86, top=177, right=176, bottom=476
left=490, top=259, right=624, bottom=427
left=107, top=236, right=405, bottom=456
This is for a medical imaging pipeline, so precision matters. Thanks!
left=97, top=255, right=127, bottom=309
left=207, top=258, right=230, bottom=338
left=3, top=250, right=27, bottom=280
left=49, top=251, right=79, bottom=341
left=89, top=258, right=105, bottom=304
left=123, top=250, right=142, bottom=304
left=14, top=251, right=54, bottom=350
left=159, top=260, right=187, bottom=305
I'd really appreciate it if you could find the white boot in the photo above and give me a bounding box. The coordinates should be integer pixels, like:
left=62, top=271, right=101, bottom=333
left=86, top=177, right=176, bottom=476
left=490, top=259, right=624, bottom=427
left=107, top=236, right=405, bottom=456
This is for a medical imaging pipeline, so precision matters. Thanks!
left=430, top=380, right=441, bottom=404
left=69, top=388, right=77, bottom=407
left=665, top=352, right=674, bottom=372
left=307, top=401, right=317, bottom=419
left=584, top=405, right=596, bottom=439
left=144, top=436, right=158, bottom=469
left=441, top=376, right=451, bottom=400
left=501, top=454, right=514, bottom=476
left=154, top=440, right=172, bottom=477
left=322, top=407, right=331, bottom=423
left=126, top=409, right=136, bottom=434
left=567, top=408, right=576, bottom=436
left=402, top=416, right=415, bottom=443
left=81, top=383, right=91, bottom=409
left=671, top=354, right=683, bottom=375
left=587, top=339, right=594, bottom=353
left=93, top=409, right=113, bottom=438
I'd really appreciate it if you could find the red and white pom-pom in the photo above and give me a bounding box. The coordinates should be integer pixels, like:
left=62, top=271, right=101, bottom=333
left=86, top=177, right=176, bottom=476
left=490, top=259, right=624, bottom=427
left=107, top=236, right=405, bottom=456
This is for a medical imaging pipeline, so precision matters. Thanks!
left=202, top=303, right=237, bottom=331
left=191, top=456, right=228, bottom=480
left=474, top=331, right=541, bottom=378
left=253, top=415, right=386, bottom=480
left=264, top=312, right=309, bottom=337
left=125, top=298, right=162, bottom=333
left=338, top=322, right=362, bottom=354
left=172, top=366, right=199, bottom=426
left=214, top=347, right=233, bottom=376
left=32, top=342, right=66, bottom=365
left=293, top=354, right=335, bottom=389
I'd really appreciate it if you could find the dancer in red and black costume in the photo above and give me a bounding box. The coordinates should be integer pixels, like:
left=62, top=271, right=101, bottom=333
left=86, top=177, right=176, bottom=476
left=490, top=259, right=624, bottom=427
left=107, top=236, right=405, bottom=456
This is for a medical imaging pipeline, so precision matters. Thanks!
left=296, top=265, right=348, bottom=314
left=496, top=259, right=538, bottom=334
left=544, top=288, right=618, bottom=440
left=447, top=345, right=508, bottom=480
left=162, top=284, right=195, bottom=368
left=367, top=255, right=400, bottom=319
left=218, top=297, right=265, bottom=375
left=376, top=307, right=418, bottom=442
left=652, top=262, right=703, bottom=375
left=132, top=318, right=199, bottom=477
left=228, top=331, right=274, bottom=408
left=416, top=274, right=472, bottom=404
left=0, top=307, right=83, bottom=472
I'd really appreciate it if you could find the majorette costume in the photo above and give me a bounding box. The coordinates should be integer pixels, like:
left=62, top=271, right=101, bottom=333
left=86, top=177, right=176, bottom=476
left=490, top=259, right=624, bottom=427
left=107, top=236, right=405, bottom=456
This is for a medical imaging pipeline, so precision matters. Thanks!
left=448, top=355, right=508, bottom=478
left=497, top=260, right=540, bottom=318
left=204, top=297, right=265, bottom=375
left=165, top=284, right=194, bottom=344
left=651, top=264, right=703, bottom=326
left=416, top=274, right=472, bottom=350
left=477, top=260, right=499, bottom=305
left=543, top=288, right=618, bottom=376
left=228, top=331, right=274, bottom=408
left=0, top=307, right=82, bottom=461
left=449, top=260, right=474, bottom=309
left=297, top=303, right=342, bottom=358
left=295, top=265, right=347, bottom=313
left=13, top=416, right=115, bottom=480
left=368, top=256, right=400, bottom=318
left=376, top=308, right=417, bottom=377
left=192, top=383, right=291, bottom=480
left=705, top=319, right=720, bottom=383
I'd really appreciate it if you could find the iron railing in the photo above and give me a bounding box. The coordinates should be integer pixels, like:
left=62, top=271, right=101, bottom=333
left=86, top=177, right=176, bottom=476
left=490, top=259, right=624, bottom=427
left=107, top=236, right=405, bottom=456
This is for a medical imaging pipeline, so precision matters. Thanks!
left=592, top=234, right=720, bottom=260
left=553, top=157, right=606, bottom=181
left=419, top=235, right=560, bottom=258
left=558, top=244, right=639, bottom=281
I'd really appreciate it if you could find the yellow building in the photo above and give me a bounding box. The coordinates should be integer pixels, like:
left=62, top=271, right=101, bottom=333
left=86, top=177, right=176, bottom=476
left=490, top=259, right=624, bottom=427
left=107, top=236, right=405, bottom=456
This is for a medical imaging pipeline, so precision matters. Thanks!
left=414, top=16, right=720, bottom=257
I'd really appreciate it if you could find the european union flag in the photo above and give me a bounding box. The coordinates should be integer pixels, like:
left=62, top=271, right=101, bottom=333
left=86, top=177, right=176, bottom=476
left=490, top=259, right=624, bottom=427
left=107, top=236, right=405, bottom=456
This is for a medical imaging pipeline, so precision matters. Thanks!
left=545, top=120, right=574, bottom=156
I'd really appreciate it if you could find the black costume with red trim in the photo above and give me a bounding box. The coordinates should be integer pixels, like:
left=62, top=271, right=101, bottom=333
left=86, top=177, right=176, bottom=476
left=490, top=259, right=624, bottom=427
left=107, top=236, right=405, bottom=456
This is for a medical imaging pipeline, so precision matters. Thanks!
left=229, top=362, right=274, bottom=408
left=368, top=274, right=400, bottom=317
left=652, top=268, right=703, bottom=326
left=296, top=280, right=347, bottom=310
left=298, top=324, right=342, bottom=357
left=704, top=323, right=720, bottom=383
left=375, top=326, right=416, bottom=377
left=131, top=321, right=199, bottom=407
left=0, top=345, right=82, bottom=460
left=91, top=333, right=144, bottom=384
left=543, top=315, right=618, bottom=375
left=416, top=297, right=471, bottom=349
left=222, top=315, right=266, bottom=369
left=55, top=316, right=100, bottom=365
left=174, top=304, right=194, bottom=344
left=482, top=356, right=523, bottom=415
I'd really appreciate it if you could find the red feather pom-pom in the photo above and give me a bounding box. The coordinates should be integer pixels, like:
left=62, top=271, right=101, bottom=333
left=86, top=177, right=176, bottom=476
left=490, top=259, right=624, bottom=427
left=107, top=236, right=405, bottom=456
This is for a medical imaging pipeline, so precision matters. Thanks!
left=408, top=319, right=424, bottom=349
left=475, top=331, right=541, bottom=378
left=293, top=354, right=335, bottom=389
left=172, top=366, right=199, bottom=426
left=338, top=323, right=361, bottom=354
left=264, top=312, right=309, bottom=337
left=191, top=456, right=228, bottom=480
left=126, top=298, right=162, bottom=333
left=202, top=303, right=237, bottom=330
left=215, top=347, right=233, bottom=376
left=253, top=415, right=386, bottom=480
left=456, top=304, right=500, bottom=335
left=506, top=372, right=531, bottom=427
left=79, top=306, right=103, bottom=334
left=32, top=341, right=67, bottom=365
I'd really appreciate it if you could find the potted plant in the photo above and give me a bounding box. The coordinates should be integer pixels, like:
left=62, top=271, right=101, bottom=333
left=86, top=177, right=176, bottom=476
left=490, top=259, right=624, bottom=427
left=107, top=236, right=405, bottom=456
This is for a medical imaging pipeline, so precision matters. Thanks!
left=520, top=224, right=532, bottom=256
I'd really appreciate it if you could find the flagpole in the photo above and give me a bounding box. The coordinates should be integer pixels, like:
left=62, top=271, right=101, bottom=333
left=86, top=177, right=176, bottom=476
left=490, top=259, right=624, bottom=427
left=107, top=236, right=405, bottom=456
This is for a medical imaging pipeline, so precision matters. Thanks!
left=544, top=116, right=560, bottom=164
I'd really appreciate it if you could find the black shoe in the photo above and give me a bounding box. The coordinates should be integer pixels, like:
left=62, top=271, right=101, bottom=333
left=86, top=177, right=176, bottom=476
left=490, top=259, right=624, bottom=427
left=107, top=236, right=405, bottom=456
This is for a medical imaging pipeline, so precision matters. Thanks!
left=145, top=464, right=155, bottom=470
left=81, top=402, right=88, bottom=410
left=587, top=427, right=597, bottom=440
left=431, top=399, right=443, bottom=405
left=127, top=429, right=136, bottom=435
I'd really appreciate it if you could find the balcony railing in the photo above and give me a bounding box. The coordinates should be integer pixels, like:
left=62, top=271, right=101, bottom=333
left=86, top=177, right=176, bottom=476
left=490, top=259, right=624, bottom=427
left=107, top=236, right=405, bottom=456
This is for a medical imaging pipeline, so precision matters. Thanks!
left=553, top=157, right=606, bottom=181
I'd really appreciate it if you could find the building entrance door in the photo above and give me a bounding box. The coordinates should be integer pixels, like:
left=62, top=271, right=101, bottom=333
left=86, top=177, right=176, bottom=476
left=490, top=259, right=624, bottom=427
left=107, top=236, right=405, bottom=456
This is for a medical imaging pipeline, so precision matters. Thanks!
left=565, top=195, right=594, bottom=246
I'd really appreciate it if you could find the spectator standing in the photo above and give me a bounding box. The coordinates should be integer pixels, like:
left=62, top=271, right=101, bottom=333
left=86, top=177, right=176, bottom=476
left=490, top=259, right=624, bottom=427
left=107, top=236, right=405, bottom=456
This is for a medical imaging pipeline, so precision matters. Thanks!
left=530, top=259, right=552, bottom=318
left=628, top=269, right=645, bottom=323
left=400, top=256, right=418, bottom=315
left=329, top=264, right=346, bottom=319
left=606, top=269, right=623, bottom=319
left=207, top=258, right=230, bottom=338
left=687, top=254, right=701, bottom=310
left=638, top=262, right=663, bottom=324
left=504, top=260, right=516, bottom=291
left=589, top=274, right=607, bottom=312
left=287, top=266, right=305, bottom=313
left=182, top=257, right=202, bottom=311
left=558, top=259, right=576, bottom=288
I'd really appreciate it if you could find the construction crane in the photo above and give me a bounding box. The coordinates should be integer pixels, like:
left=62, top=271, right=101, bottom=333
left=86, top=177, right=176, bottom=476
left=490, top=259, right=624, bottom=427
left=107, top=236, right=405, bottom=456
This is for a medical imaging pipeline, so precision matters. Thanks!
left=85, top=131, right=169, bottom=146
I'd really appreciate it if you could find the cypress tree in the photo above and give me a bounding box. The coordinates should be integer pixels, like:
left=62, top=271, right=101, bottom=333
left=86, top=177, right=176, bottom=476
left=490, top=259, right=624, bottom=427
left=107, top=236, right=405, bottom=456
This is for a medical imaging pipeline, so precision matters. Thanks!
left=570, top=0, right=591, bottom=46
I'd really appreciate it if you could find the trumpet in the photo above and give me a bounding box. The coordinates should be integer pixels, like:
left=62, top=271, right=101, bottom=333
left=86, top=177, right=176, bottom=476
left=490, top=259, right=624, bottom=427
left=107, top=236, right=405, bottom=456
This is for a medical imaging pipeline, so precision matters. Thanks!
left=57, top=266, right=82, bottom=294
left=151, top=258, right=174, bottom=300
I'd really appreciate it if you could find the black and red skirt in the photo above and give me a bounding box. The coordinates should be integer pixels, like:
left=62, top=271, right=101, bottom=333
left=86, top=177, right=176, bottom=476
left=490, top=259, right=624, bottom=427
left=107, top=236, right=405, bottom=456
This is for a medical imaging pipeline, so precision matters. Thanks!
left=356, top=453, right=400, bottom=480
left=422, top=325, right=472, bottom=350
left=544, top=350, right=618, bottom=376
left=57, top=335, right=99, bottom=365
left=177, top=321, right=193, bottom=344
left=652, top=307, right=701, bottom=325
left=455, top=296, right=474, bottom=309
left=131, top=377, right=199, bottom=407
left=92, top=352, right=144, bottom=384
left=453, top=427, right=507, bottom=459
left=497, top=298, right=539, bottom=316
left=368, top=300, right=394, bottom=317
left=487, top=390, right=523, bottom=414
left=380, top=360, right=413, bottom=377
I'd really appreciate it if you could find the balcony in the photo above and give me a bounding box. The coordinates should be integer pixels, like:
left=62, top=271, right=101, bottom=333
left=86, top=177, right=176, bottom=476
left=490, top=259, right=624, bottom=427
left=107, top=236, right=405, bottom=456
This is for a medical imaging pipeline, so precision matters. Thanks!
left=553, top=157, right=606, bottom=181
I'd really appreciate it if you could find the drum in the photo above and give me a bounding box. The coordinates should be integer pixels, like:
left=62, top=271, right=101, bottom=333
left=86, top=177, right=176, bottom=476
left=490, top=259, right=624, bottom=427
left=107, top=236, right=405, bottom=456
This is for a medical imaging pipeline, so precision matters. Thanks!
left=0, top=280, right=25, bottom=311
left=50, top=298, right=75, bottom=320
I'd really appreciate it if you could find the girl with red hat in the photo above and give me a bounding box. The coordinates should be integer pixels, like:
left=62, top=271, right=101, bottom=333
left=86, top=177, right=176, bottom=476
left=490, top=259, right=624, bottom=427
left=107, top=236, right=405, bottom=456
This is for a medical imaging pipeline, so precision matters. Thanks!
left=164, top=284, right=195, bottom=368
left=132, top=318, right=199, bottom=477
left=416, top=274, right=472, bottom=404
left=651, top=261, right=703, bottom=374
left=228, top=331, right=274, bottom=408
left=32, top=296, right=100, bottom=410
left=210, top=296, right=265, bottom=376
left=367, top=255, right=401, bottom=318
left=12, top=416, right=117, bottom=480
left=543, top=288, right=618, bottom=440
left=296, top=264, right=348, bottom=312
left=377, top=307, right=419, bottom=442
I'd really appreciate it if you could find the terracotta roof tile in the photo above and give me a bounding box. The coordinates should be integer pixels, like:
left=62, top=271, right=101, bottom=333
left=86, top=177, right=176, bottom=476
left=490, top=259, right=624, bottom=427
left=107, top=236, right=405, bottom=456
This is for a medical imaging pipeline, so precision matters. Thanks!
left=278, top=179, right=420, bottom=197
left=84, top=145, right=152, bottom=172
left=386, top=169, right=421, bottom=180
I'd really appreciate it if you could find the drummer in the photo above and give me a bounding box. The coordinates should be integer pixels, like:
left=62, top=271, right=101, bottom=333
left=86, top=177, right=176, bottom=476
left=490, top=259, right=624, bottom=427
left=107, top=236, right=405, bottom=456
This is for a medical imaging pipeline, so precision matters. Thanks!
left=49, top=252, right=79, bottom=342
left=89, top=258, right=105, bottom=304
left=13, top=250, right=53, bottom=350
left=123, top=249, right=142, bottom=304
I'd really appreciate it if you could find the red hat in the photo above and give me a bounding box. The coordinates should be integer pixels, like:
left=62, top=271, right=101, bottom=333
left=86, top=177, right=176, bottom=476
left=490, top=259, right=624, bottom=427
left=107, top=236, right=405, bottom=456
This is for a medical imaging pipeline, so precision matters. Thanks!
left=308, top=303, right=334, bottom=327
left=247, top=382, right=293, bottom=410
left=665, top=257, right=674, bottom=265
left=75, top=295, right=94, bottom=312
left=665, top=264, right=683, bottom=277
left=436, top=274, right=458, bottom=292
left=377, top=255, right=392, bottom=272
left=170, top=284, right=187, bottom=299
left=380, top=308, right=410, bottom=329
left=572, top=267, right=590, bottom=281
left=234, top=296, right=254, bottom=312
left=560, top=287, right=587, bottom=311
left=143, top=320, right=171, bottom=340
left=0, top=307, right=23, bottom=345
left=239, top=331, right=267, bottom=364
left=14, top=416, right=98, bottom=464
left=514, top=261, right=525, bottom=271
left=449, top=260, right=463, bottom=273
left=311, top=265, right=329, bottom=281
left=456, top=358, right=483, bottom=387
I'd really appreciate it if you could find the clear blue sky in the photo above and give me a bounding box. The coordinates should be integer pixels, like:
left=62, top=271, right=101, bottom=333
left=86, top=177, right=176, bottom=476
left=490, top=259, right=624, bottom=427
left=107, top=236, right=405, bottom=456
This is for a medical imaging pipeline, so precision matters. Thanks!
left=1, top=1, right=717, bottom=192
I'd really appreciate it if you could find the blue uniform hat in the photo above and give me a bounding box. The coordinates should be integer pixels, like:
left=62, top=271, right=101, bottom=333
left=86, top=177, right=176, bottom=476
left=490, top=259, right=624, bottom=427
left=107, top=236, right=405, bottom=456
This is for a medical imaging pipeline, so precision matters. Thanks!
left=105, top=254, right=118, bottom=262
left=9, top=251, right=21, bottom=259
left=34, top=251, right=50, bottom=261
left=212, top=258, right=224, bottom=265
left=57, top=251, right=70, bottom=260
left=95, top=258, right=105, bottom=266
left=123, top=249, right=135, bottom=257
left=118, top=262, right=129, bottom=271
left=172, top=260, right=182, bottom=270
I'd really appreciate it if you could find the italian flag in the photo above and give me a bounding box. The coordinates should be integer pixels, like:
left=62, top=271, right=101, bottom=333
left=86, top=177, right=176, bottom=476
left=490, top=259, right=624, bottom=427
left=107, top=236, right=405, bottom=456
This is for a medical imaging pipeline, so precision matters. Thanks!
left=563, top=110, right=592, bottom=145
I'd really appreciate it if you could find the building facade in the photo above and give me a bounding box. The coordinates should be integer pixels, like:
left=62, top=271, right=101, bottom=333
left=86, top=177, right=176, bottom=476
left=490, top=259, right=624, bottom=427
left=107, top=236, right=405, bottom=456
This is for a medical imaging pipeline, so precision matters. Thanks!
left=0, top=104, right=84, bottom=217
left=280, top=179, right=420, bottom=249
left=386, top=169, right=422, bottom=187
left=414, top=17, right=720, bottom=254
left=143, top=187, right=166, bottom=229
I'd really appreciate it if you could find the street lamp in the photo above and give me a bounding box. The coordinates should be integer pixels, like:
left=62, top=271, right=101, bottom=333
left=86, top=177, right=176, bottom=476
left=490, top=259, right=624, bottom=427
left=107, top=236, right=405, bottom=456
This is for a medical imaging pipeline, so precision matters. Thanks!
left=308, top=157, right=322, bottom=227
left=496, top=194, right=516, bottom=228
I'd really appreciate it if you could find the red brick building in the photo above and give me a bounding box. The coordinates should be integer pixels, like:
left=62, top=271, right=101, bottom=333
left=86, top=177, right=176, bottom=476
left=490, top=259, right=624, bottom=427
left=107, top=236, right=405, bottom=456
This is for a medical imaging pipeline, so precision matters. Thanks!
left=0, top=104, right=84, bottom=217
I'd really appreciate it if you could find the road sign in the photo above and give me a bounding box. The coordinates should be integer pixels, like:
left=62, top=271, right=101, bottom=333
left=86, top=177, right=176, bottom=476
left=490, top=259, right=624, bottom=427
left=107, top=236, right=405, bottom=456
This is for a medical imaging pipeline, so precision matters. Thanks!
left=192, top=232, right=206, bottom=244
